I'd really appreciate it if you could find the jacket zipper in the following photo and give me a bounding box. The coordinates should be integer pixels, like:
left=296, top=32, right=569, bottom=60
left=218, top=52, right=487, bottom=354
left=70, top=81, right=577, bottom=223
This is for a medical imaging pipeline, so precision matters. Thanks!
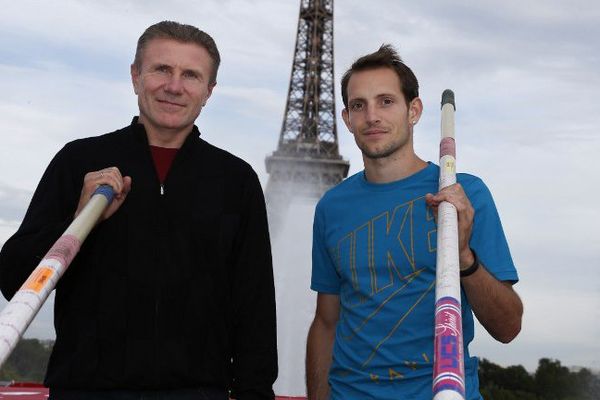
left=155, top=181, right=164, bottom=382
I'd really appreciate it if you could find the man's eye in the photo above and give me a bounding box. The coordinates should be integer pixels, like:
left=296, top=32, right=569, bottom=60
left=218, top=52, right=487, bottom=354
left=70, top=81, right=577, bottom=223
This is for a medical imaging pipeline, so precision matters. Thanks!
left=183, top=71, right=198, bottom=79
left=156, top=65, right=169, bottom=73
left=382, top=98, right=393, bottom=105
left=351, top=103, right=363, bottom=111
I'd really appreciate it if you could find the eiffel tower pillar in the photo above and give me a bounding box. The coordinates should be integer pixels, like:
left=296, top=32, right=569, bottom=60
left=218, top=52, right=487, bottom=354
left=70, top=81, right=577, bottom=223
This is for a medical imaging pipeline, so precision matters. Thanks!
left=266, top=1, right=348, bottom=396
left=265, top=0, right=349, bottom=235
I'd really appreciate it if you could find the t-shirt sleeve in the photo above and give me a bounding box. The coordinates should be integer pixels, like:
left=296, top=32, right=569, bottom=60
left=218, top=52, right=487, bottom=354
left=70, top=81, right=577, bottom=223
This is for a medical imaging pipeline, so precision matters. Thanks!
left=310, top=200, right=341, bottom=294
left=463, top=176, right=519, bottom=284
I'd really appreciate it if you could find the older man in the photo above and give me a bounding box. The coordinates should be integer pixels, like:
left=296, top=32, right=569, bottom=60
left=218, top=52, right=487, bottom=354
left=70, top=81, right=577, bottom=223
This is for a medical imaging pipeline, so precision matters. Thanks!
left=0, top=21, right=277, bottom=400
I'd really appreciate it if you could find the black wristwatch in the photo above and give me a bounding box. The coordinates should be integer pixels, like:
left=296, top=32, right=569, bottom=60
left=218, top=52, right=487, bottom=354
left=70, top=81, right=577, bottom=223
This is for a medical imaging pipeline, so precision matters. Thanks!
left=460, top=248, right=480, bottom=278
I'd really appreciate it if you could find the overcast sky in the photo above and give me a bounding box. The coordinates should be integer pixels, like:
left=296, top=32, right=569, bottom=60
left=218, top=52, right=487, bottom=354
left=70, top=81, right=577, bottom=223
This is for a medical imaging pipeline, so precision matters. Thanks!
left=0, top=0, right=598, bottom=379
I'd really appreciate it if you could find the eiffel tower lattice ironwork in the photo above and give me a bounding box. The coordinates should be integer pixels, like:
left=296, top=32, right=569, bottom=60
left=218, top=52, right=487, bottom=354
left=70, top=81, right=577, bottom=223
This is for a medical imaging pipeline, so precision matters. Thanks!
left=265, top=0, right=349, bottom=231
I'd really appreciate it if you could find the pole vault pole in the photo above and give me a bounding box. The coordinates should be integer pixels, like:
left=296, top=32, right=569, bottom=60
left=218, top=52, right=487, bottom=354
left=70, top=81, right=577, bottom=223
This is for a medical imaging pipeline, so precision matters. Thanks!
left=0, top=185, right=114, bottom=368
left=432, top=90, right=466, bottom=400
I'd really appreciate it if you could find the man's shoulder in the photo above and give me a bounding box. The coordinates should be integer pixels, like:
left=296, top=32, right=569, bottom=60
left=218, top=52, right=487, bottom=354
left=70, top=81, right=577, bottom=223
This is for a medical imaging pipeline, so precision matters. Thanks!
left=319, top=171, right=363, bottom=203
left=457, top=171, right=484, bottom=185
left=196, top=138, right=256, bottom=176
left=194, top=137, right=258, bottom=181
left=456, top=171, right=501, bottom=214
left=63, top=124, right=133, bottom=151
left=457, top=171, right=490, bottom=197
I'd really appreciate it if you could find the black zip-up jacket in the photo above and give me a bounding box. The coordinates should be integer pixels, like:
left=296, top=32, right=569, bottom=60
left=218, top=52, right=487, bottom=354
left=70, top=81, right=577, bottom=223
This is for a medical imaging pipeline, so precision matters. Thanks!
left=0, top=119, right=277, bottom=398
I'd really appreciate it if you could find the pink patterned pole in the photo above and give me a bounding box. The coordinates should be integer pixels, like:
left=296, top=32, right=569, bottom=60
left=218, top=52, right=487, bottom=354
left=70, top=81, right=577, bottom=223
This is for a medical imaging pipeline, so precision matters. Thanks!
left=432, top=90, right=465, bottom=400
left=0, top=185, right=114, bottom=368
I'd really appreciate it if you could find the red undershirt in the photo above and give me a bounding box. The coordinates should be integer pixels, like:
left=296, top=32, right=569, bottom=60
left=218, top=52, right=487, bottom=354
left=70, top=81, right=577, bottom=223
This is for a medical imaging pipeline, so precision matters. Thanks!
left=149, top=145, right=179, bottom=183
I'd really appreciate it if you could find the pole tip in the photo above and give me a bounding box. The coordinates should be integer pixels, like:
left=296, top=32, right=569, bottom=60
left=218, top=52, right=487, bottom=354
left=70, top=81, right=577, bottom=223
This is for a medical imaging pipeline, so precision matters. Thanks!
left=441, top=89, right=455, bottom=110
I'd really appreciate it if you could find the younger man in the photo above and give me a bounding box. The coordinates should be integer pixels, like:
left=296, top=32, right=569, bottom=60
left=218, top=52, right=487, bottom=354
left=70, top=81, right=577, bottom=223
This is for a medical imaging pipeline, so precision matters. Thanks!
left=306, top=45, right=522, bottom=400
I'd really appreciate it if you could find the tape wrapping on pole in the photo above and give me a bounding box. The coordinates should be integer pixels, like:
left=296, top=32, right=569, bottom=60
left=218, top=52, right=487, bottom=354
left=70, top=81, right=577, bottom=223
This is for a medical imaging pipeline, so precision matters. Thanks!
left=0, top=184, right=114, bottom=368
left=432, top=90, right=466, bottom=400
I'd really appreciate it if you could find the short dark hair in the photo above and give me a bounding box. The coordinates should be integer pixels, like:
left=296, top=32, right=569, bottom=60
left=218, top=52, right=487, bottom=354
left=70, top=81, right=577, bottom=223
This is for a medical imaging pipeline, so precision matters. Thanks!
left=134, top=21, right=221, bottom=85
left=341, top=44, right=419, bottom=108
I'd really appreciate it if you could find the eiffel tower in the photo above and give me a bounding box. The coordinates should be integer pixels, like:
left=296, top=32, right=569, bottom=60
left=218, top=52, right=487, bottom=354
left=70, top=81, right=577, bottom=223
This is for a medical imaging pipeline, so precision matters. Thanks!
left=265, top=0, right=349, bottom=233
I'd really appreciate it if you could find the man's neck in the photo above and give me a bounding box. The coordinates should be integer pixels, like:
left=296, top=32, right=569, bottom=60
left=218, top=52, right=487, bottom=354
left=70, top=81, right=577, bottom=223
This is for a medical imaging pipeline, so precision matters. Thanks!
left=146, top=129, right=190, bottom=149
left=363, top=151, right=428, bottom=184
left=137, top=117, right=192, bottom=149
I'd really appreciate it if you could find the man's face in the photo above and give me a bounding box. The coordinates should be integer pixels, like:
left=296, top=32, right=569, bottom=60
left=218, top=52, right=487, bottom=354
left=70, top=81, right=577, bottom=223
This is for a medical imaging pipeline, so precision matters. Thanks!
left=131, top=38, right=215, bottom=137
left=342, top=67, right=421, bottom=160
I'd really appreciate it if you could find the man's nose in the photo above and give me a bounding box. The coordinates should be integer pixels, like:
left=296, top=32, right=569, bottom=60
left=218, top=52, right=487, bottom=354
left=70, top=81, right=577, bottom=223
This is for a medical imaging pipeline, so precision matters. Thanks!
left=164, top=74, right=184, bottom=94
left=365, top=104, right=380, bottom=125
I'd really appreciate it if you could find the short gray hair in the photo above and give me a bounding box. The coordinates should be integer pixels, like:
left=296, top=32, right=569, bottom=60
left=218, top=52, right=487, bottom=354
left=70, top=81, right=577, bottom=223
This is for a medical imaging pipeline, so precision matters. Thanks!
left=134, top=21, right=221, bottom=84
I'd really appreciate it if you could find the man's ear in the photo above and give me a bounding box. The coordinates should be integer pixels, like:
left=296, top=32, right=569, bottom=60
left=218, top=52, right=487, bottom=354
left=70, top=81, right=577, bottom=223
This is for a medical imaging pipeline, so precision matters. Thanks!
left=408, top=97, right=423, bottom=124
left=131, top=64, right=140, bottom=95
left=342, top=108, right=353, bottom=133
left=203, top=82, right=216, bottom=106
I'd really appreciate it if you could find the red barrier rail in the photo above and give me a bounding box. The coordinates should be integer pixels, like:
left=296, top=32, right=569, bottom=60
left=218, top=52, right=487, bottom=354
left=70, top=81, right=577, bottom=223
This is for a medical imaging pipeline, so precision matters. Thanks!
left=0, top=386, right=307, bottom=400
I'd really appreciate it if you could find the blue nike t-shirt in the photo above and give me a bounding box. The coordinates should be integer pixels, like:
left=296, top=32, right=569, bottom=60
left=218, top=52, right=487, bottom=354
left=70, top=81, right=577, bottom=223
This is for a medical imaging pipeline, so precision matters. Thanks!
left=311, top=162, right=518, bottom=400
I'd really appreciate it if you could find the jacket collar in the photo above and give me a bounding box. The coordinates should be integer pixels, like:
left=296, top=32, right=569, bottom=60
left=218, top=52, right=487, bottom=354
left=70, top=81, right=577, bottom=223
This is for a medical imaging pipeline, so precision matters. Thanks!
left=129, top=116, right=202, bottom=151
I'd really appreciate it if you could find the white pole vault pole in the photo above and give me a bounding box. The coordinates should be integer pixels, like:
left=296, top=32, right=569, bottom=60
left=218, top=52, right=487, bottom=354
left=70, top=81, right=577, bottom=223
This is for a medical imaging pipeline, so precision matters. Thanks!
left=432, top=90, right=466, bottom=400
left=0, top=185, right=114, bottom=368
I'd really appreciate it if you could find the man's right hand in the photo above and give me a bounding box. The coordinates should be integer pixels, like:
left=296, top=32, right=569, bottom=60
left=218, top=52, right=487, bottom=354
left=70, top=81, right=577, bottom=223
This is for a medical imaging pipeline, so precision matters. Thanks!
left=74, top=167, right=132, bottom=221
